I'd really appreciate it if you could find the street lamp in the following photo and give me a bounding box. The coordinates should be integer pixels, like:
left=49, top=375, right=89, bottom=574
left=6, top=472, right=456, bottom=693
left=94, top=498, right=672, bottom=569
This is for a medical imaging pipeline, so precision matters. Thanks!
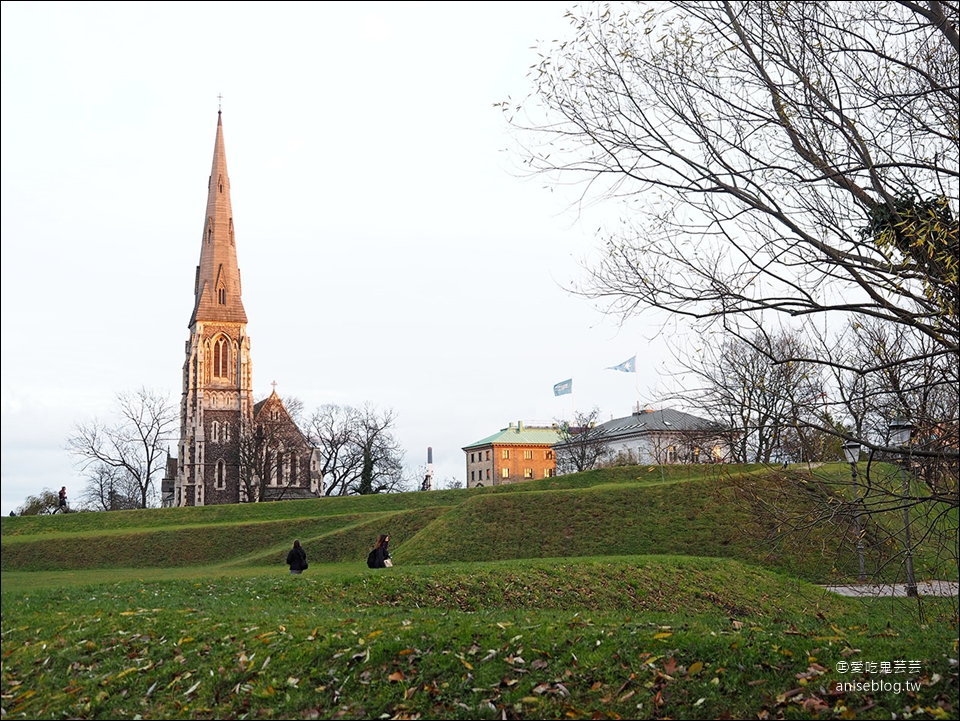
left=889, top=419, right=918, bottom=598
left=842, top=441, right=866, bottom=582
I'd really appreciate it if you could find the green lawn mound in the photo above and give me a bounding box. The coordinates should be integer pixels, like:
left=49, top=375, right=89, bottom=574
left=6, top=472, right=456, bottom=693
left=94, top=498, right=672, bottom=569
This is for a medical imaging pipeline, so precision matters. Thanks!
left=279, top=555, right=851, bottom=618
left=2, top=463, right=954, bottom=586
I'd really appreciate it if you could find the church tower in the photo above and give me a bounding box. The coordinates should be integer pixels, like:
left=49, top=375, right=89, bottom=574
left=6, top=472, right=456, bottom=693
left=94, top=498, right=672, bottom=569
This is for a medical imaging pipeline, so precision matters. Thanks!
left=175, top=111, right=254, bottom=506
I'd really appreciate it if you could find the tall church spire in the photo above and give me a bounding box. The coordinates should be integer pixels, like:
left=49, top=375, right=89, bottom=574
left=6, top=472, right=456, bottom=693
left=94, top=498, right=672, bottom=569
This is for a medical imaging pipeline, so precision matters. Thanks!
left=175, top=110, right=254, bottom=508
left=190, top=111, right=247, bottom=325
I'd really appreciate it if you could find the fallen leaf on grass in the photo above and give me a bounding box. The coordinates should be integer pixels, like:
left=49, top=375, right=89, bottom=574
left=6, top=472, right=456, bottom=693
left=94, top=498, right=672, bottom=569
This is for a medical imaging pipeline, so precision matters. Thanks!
left=688, top=661, right=703, bottom=676
left=388, top=671, right=405, bottom=682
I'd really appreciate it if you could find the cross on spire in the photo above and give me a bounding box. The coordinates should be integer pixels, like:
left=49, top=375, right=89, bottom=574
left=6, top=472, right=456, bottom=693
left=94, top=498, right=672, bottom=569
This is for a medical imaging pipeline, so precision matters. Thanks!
left=271, top=380, right=277, bottom=393
left=217, top=93, right=223, bottom=112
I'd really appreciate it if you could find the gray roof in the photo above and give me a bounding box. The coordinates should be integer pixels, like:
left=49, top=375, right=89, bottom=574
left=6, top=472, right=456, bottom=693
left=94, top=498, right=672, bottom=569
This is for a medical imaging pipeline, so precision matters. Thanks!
left=590, top=408, right=722, bottom=441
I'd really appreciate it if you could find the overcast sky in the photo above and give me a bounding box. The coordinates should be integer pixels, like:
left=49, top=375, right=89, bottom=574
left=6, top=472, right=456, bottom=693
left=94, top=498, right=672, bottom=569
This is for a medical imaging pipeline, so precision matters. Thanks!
left=1, top=1, right=683, bottom=514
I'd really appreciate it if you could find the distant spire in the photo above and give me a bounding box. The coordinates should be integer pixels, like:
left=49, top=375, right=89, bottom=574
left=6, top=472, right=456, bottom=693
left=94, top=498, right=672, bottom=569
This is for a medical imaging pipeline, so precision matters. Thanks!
left=189, top=112, right=247, bottom=325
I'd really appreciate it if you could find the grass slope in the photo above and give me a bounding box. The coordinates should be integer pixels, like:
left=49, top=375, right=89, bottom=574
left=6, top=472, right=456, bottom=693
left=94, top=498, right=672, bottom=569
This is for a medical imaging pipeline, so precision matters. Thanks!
left=2, top=558, right=956, bottom=720
left=2, top=464, right=957, bottom=719
left=4, top=463, right=951, bottom=584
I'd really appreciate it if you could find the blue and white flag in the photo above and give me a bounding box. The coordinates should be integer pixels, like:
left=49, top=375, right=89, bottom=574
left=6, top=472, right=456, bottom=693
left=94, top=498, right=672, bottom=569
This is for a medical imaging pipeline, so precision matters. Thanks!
left=553, top=378, right=573, bottom=396
left=607, top=355, right=636, bottom=373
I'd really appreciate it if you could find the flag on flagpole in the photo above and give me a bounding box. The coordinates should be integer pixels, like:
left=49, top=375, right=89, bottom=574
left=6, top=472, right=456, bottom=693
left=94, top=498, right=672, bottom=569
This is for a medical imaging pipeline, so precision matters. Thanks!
left=606, top=355, right=636, bottom=373
left=553, top=378, right=573, bottom=396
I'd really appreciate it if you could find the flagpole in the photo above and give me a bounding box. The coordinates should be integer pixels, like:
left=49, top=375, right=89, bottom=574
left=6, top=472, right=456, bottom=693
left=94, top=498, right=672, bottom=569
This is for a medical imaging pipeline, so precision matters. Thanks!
left=635, top=353, right=640, bottom=412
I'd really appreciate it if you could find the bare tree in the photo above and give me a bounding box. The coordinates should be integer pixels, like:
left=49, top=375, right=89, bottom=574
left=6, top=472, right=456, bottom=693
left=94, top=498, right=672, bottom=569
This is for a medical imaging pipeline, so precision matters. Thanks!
left=66, top=387, right=177, bottom=509
left=504, top=2, right=957, bottom=438
left=307, top=403, right=408, bottom=496
left=77, top=463, right=140, bottom=511
left=504, top=1, right=957, bottom=351
left=832, top=318, right=958, bottom=504
left=505, top=0, right=957, bottom=485
left=554, top=407, right=611, bottom=474
left=676, top=331, right=826, bottom=463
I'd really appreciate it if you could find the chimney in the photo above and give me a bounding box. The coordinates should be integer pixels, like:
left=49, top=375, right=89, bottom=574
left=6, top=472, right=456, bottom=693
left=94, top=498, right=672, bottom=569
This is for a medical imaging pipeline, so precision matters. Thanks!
left=517, top=420, right=524, bottom=432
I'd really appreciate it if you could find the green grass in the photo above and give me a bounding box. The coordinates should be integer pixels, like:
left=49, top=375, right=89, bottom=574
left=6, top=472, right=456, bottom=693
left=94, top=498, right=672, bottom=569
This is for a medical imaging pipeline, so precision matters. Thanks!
left=2, top=558, right=956, bottom=720
left=2, top=464, right=957, bottom=719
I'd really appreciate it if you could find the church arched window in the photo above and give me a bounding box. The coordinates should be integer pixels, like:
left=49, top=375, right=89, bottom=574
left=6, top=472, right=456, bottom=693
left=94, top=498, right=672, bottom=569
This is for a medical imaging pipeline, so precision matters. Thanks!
left=213, top=336, right=229, bottom=378
left=215, top=460, right=226, bottom=490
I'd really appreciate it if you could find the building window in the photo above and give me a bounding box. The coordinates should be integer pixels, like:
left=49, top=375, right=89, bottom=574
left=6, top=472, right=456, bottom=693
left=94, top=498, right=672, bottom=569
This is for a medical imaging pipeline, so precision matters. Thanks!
left=524, top=468, right=534, bottom=479
left=213, top=336, right=229, bottom=378
left=486, top=468, right=491, bottom=480
left=523, top=450, right=534, bottom=460
left=501, top=449, right=510, bottom=459
left=211, top=421, right=219, bottom=443
left=692, top=447, right=701, bottom=463
left=223, top=422, right=230, bottom=442
left=218, top=287, right=226, bottom=305
left=501, top=468, right=510, bottom=479
left=486, top=450, right=490, bottom=461
left=215, top=460, right=226, bottom=490
left=545, top=450, right=554, bottom=460
left=544, top=468, right=555, bottom=478
left=470, top=453, right=475, bottom=463
left=471, top=471, right=475, bottom=482
left=667, top=445, right=677, bottom=463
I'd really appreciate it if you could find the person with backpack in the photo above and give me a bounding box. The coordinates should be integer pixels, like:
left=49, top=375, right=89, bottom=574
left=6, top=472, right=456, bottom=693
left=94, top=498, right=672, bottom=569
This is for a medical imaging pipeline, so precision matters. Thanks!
left=286, top=539, right=307, bottom=575
left=57, top=487, right=67, bottom=512
left=367, top=534, right=392, bottom=568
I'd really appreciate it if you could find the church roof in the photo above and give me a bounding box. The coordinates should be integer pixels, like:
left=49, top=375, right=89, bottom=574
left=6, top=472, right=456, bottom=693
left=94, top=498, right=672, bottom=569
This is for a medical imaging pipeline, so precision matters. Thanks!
left=190, top=111, right=248, bottom=326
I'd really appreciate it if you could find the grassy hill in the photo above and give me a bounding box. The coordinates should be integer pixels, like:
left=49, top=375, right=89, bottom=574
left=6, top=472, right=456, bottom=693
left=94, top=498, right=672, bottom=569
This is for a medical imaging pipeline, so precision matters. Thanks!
left=3, top=462, right=953, bottom=584
left=2, top=463, right=957, bottom=720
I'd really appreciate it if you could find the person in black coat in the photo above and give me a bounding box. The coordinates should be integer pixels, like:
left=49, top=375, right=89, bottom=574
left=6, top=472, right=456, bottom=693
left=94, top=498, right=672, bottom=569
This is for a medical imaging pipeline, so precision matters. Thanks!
left=371, top=534, right=391, bottom=568
left=286, top=539, right=307, bottom=575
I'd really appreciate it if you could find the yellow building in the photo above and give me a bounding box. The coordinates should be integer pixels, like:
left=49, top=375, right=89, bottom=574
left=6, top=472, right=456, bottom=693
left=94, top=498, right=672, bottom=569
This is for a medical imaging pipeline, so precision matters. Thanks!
left=462, top=422, right=561, bottom=488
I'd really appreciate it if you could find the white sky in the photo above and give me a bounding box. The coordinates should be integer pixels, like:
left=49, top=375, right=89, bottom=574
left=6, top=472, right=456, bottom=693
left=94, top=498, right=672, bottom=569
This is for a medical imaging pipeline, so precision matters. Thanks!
left=1, top=1, right=681, bottom=514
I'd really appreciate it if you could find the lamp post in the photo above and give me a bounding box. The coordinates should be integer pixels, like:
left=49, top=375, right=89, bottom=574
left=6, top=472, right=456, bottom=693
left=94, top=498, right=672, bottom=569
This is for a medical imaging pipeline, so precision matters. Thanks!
left=890, top=419, right=918, bottom=598
left=842, top=441, right=866, bottom=582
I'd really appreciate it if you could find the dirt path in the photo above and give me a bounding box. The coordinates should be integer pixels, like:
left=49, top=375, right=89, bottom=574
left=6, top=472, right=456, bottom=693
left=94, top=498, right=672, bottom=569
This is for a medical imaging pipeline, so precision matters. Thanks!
left=821, top=580, right=959, bottom=597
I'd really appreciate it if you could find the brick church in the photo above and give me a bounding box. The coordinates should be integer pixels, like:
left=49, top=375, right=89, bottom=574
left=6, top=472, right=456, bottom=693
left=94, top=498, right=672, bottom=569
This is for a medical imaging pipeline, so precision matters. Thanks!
left=167, top=112, right=320, bottom=506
